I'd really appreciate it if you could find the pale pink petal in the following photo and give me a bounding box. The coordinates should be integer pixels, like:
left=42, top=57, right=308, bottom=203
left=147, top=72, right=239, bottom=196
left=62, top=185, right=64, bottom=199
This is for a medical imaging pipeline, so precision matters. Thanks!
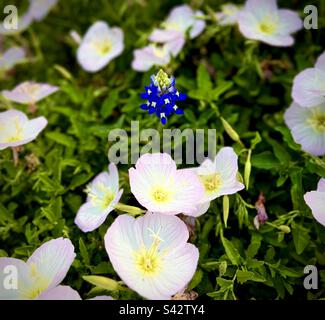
left=132, top=45, right=170, bottom=72
left=292, top=68, right=325, bottom=107
left=149, top=29, right=182, bottom=42
left=284, top=102, right=325, bottom=156
left=317, top=179, right=325, bottom=192
left=37, top=285, right=81, bottom=300
left=186, top=201, right=210, bottom=218
left=88, top=295, right=114, bottom=300
left=0, top=47, right=25, bottom=71
left=277, top=9, right=303, bottom=34
left=75, top=190, right=122, bottom=232
left=189, top=10, right=206, bottom=38
left=27, top=0, right=58, bottom=21
left=304, top=191, right=325, bottom=226
left=315, top=51, right=325, bottom=70
left=27, top=238, right=76, bottom=290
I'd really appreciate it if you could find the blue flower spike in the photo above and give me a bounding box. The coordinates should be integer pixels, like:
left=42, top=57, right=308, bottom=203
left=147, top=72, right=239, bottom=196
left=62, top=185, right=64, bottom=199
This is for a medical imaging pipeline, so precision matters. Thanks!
left=140, top=69, right=187, bottom=124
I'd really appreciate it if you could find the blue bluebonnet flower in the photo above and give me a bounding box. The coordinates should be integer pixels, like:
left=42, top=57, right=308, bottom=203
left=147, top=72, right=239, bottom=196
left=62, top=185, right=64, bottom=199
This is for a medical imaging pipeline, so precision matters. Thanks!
left=140, top=69, right=186, bottom=124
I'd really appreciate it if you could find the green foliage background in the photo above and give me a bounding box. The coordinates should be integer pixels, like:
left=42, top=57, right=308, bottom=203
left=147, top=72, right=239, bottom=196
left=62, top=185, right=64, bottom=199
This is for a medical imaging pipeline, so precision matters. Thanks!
left=0, top=0, right=325, bottom=300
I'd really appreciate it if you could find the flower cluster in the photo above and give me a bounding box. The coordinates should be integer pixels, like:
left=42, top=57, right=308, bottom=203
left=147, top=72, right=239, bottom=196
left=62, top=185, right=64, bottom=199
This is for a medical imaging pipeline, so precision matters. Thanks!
left=140, top=69, right=186, bottom=124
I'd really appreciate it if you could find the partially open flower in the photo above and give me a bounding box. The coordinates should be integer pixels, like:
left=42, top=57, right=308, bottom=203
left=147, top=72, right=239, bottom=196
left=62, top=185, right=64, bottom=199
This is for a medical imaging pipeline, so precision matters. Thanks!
left=304, top=178, right=325, bottom=227
left=0, top=109, right=47, bottom=150
left=215, top=4, right=242, bottom=26
left=149, top=5, right=205, bottom=57
left=292, top=51, right=325, bottom=108
left=0, top=47, right=25, bottom=72
left=104, top=212, right=199, bottom=300
left=238, top=0, right=302, bottom=47
left=129, top=153, right=204, bottom=215
left=284, top=101, right=325, bottom=156
left=2, top=81, right=59, bottom=105
left=75, top=163, right=123, bottom=232
left=0, top=238, right=80, bottom=300
left=77, top=21, right=124, bottom=73
left=182, top=147, right=245, bottom=217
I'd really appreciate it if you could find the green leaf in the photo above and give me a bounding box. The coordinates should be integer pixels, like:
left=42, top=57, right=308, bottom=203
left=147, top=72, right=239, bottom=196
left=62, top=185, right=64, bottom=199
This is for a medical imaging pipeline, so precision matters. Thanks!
left=292, top=224, right=310, bottom=255
left=79, top=238, right=90, bottom=265
left=251, top=151, right=281, bottom=170
left=265, top=136, right=291, bottom=165
left=46, top=131, right=76, bottom=148
left=188, top=269, right=203, bottom=290
left=69, top=172, right=93, bottom=190
left=212, top=80, right=233, bottom=100
left=237, top=270, right=266, bottom=284
left=197, top=64, right=212, bottom=91
left=101, top=89, right=119, bottom=119
left=246, top=233, right=263, bottom=259
left=221, top=236, right=241, bottom=266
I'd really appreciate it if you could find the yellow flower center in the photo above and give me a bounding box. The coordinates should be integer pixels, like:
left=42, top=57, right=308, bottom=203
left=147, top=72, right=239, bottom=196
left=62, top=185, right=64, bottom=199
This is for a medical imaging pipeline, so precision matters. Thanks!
left=86, top=183, right=115, bottom=209
left=199, top=173, right=222, bottom=194
left=92, top=39, right=111, bottom=55
left=151, top=188, right=170, bottom=203
left=21, top=263, right=51, bottom=300
left=259, top=16, right=277, bottom=35
left=135, top=228, right=164, bottom=276
left=308, top=109, right=325, bottom=132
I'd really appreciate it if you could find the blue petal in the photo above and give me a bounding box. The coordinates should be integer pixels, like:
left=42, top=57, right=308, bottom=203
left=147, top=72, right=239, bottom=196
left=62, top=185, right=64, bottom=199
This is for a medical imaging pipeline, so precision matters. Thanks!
left=175, top=108, right=184, bottom=115
left=160, top=117, right=167, bottom=125
left=140, top=103, right=149, bottom=110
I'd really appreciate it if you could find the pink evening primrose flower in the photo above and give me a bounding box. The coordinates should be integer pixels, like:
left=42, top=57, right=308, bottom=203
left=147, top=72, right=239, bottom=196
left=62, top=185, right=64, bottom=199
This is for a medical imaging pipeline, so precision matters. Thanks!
left=0, top=47, right=25, bottom=72
left=237, top=0, right=302, bottom=47
left=284, top=102, right=325, bottom=156
left=105, top=212, right=199, bottom=300
left=182, top=147, right=245, bottom=217
left=75, top=163, right=123, bottom=232
left=304, top=178, right=325, bottom=227
left=131, top=44, right=171, bottom=72
left=0, top=238, right=81, bottom=300
left=292, top=51, right=325, bottom=108
left=215, top=4, right=242, bottom=26
left=2, top=81, right=59, bottom=105
left=77, top=21, right=124, bottom=73
left=0, top=109, right=47, bottom=150
left=149, top=4, right=206, bottom=57
left=129, top=153, right=205, bottom=215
